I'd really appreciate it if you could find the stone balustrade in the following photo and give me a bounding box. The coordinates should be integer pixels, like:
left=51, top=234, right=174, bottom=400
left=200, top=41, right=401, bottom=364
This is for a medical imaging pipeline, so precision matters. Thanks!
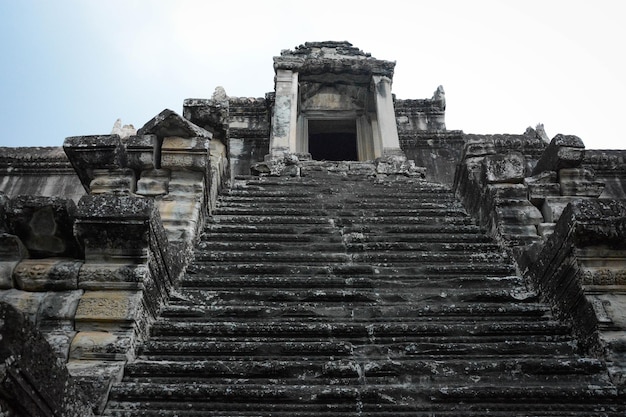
left=454, top=130, right=625, bottom=390
left=0, top=108, right=226, bottom=413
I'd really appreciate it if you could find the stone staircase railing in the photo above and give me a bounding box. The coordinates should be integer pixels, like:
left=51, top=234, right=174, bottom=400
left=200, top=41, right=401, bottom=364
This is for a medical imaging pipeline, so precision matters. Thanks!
left=454, top=132, right=626, bottom=392
left=0, top=109, right=227, bottom=414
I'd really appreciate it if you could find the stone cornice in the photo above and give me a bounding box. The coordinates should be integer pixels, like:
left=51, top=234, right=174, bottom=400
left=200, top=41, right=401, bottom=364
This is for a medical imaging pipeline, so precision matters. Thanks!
left=274, top=42, right=395, bottom=78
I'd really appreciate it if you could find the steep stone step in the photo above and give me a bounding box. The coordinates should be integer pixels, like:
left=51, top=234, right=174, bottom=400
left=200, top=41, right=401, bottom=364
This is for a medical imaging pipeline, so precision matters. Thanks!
left=203, top=222, right=485, bottom=235
left=217, top=198, right=467, bottom=210
left=106, top=381, right=619, bottom=409
left=209, top=214, right=476, bottom=226
left=192, top=250, right=508, bottom=265
left=178, top=274, right=525, bottom=290
left=149, top=320, right=572, bottom=340
left=122, top=357, right=608, bottom=381
left=184, top=262, right=517, bottom=277
left=200, top=231, right=495, bottom=245
left=162, top=288, right=537, bottom=306
left=161, top=302, right=551, bottom=321
left=138, top=338, right=580, bottom=360
left=105, top=174, right=621, bottom=415
left=213, top=206, right=470, bottom=218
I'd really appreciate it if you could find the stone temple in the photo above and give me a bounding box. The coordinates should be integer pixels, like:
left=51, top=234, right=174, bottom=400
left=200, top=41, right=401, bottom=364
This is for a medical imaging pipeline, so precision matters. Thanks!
left=1, top=41, right=626, bottom=416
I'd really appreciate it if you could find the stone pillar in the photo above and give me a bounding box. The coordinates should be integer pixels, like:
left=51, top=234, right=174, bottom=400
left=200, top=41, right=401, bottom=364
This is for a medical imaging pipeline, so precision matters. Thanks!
left=372, top=75, right=402, bottom=157
left=269, top=69, right=299, bottom=159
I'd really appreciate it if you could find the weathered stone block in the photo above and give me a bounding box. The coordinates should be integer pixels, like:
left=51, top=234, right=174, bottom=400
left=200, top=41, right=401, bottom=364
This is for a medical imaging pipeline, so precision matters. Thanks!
left=487, top=183, right=528, bottom=200
left=541, top=196, right=586, bottom=223
left=559, top=168, right=605, bottom=197
left=0, top=192, right=8, bottom=232
left=136, top=169, right=170, bottom=196
left=66, top=359, right=124, bottom=415
left=482, top=152, right=525, bottom=184
left=74, top=290, right=143, bottom=331
left=13, top=258, right=82, bottom=291
left=75, top=195, right=155, bottom=263
left=78, top=263, right=148, bottom=290
left=161, top=136, right=210, bottom=172
left=528, top=183, right=561, bottom=206
left=463, top=136, right=496, bottom=157
left=525, top=170, right=558, bottom=184
left=541, top=196, right=578, bottom=223
left=43, top=329, right=77, bottom=362
left=38, top=290, right=83, bottom=327
left=0, top=261, right=18, bottom=288
left=137, top=109, right=213, bottom=141
left=168, top=170, right=205, bottom=196
left=0, top=288, right=46, bottom=323
left=532, top=133, right=585, bottom=175
left=564, top=199, right=626, bottom=248
left=158, top=198, right=202, bottom=242
left=0, top=233, right=28, bottom=261
left=495, top=200, right=544, bottom=225
left=89, top=168, right=136, bottom=195
left=0, top=303, right=95, bottom=416
left=0, top=233, right=28, bottom=288
left=537, top=222, right=556, bottom=237
left=5, top=195, right=80, bottom=258
left=69, top=330, right=133, bottom=361
left=126, top=134, right=158, bottom=172
left=63, top=134, right=127, bottom=192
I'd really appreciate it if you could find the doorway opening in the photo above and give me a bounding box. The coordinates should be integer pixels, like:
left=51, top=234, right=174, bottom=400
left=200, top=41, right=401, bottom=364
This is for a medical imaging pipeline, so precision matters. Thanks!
left=308, top=119, right=358, bottom=161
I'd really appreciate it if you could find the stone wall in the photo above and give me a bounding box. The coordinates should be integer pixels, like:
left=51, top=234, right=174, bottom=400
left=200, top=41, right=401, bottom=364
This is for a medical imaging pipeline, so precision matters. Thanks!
left=0, top=147, right=85, bottom=202
left=399, top=130, right=464, bottom=185
left=184, top=94, right=270, bottom=179
left=453, top=130, right=626, bottom=390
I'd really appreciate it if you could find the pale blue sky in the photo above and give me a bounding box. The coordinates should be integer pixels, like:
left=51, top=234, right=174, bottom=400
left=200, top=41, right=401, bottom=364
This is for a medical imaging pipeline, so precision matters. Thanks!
left=1, top=0, right=624, bottom=149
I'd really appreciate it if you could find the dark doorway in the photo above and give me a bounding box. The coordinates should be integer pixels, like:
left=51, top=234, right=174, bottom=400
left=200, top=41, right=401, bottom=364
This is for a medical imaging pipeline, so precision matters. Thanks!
left=308, top=119, right=358, bottom=161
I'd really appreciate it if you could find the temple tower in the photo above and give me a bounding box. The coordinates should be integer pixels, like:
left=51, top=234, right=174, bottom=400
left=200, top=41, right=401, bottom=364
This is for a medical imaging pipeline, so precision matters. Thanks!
left=268, top=41, right=401, bottom=161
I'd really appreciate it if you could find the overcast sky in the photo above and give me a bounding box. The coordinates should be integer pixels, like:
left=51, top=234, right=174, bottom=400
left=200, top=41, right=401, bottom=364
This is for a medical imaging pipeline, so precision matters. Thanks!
left=1, top=0, right=624, bottom=149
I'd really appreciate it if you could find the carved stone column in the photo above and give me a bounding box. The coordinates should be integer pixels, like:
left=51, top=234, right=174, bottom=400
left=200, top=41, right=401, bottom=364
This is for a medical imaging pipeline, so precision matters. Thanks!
left=372, top=75, right=402, bottom=157
left=268, top=69, right=299, bottom=159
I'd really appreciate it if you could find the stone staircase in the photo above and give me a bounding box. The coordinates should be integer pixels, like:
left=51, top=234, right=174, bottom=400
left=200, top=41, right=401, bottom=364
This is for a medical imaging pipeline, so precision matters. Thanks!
left=103, top=168, right=624, bottom=416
